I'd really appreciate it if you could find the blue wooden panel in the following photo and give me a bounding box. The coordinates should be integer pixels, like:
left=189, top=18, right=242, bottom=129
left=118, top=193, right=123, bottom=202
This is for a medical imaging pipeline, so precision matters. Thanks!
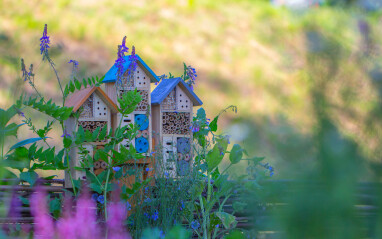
left=177, top=137, right=191, bottom=154
left=135, top=114, right=149, bottom=130
left=135, top=137, right=149, bottom=153
left=177, top=160, right=189, bottom=176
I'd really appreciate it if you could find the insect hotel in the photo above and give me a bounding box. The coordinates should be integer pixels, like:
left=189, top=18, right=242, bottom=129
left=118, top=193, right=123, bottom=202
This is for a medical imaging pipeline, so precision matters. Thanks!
left=64, top=86, right=119, bottom=187
left=151, top=77, right=202, bottom=177
left=64, top=55, right=202, bottom=187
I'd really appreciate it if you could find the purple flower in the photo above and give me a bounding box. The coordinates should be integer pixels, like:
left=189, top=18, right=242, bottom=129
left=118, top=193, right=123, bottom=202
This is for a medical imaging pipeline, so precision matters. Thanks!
left=73, top=193, right=99, bottom=239
left=191, top=220, right=200, bottom=230
left=151, top=211, right=159, bottom=221
left=115, top=36, right=129, bottom=86
left=68, top=60, right=79, bottom=67
left=126, top=201, right=132, bottom=211
left=113, top=167, right=121, bottom=172
left=145, top=167, right=152, bottom=172
left=107, top=201, right=129, bottom=239
left=192, top=125, right=200, bottom=133
left=184, top=64, right=197, bottom=89
left=40, top=24, right=50, bottom=59
left=216, top=224, right=219, bottom=228
left=91, top=193, right=98, bottom=202
left=180, top=200, right=185, bottom=211
left=97, top=195, right=104, bottom=204
left=30, top=188, right=55, bottom=238
left=61, top=129, right=71, bottom=138
left=18, top=111, right=25, bottom=117
left=128, top=45, right=138, bottom=73
left=144, top=197, right=151, bottom=203
left=159, top=230, right=165, bottom=239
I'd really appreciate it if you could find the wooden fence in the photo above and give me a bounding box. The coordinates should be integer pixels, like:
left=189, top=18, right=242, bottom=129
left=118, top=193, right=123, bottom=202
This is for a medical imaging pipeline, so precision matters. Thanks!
left=0, top=179, right=380, bottom=235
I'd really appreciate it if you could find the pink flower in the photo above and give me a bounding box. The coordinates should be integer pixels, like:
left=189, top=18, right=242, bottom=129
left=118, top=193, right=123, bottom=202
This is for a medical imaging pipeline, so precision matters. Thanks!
left=30, top=188, right=55, bottom=239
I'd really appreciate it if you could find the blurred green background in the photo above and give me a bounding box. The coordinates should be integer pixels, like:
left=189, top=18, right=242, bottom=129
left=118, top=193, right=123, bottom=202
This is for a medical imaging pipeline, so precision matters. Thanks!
left=0, top=0, right=381, bottom=179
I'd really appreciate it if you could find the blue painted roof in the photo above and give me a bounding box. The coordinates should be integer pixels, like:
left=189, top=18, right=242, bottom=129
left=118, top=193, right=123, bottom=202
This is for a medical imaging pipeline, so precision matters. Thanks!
left=103, top=54, right=159, bottom=83
left=151, top=77, right=203, bottom=106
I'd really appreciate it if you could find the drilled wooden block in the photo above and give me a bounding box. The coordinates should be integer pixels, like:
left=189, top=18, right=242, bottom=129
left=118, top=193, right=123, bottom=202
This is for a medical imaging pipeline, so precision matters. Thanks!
left=78, top=121, right=107, bottom=142
left=134, top=68, right=149, bottom=88
left=93, top=94, right=108, bottom=118
left=176, top=86, right=191, bottom=111
left=161, top=89, right=176, bottom=110
left=162, top=112, right=191, bottom=135
left=122, top=71, right=134, bottom=87
left=136, top=90, right=149, bottom=111
left=78, top=121, right=107, bottom=133
left=79, top=94, right=93, bottom=118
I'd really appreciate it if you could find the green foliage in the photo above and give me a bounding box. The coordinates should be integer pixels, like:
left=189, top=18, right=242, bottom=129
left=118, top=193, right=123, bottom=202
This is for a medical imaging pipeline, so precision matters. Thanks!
left=63, top=76, right=104, bottom=97
left=18, top=95, right=73, bottom=121
left=118, top=88, right=143, bottom=115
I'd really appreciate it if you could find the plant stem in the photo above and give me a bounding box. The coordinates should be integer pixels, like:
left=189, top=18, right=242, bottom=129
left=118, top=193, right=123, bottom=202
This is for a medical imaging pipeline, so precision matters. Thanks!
left=199, top=195, right=208, bottom=239
left=48, top=59, right=65, bottom=97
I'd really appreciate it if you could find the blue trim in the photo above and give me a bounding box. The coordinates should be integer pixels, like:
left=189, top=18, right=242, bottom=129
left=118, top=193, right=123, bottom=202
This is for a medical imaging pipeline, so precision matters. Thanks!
left=151, top=77, right=203, bottom=106
left=102, top=54, right=159, bottom=83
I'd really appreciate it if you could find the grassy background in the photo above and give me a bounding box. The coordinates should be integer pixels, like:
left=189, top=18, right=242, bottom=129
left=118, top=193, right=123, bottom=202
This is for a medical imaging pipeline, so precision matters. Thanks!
left=0, top=0, right=381, bottom=179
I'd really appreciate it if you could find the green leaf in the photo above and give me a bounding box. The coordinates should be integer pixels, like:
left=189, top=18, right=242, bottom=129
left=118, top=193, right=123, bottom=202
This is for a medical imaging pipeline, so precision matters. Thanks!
left=19, top=196, right=29, bottom=205
left=215, top=212, right=237, bottom=229
left=63, top=137, right=72, bottom=148
left=84, top=130, right=93, bottom=142
left=9, top=137, right=48, bottom=151
left=49, top=197, right=61, bottom=218
left=19, top=171, right=39, bottom=186
left=91, top=127, right=101, bottom=141
left=5, top=147, right=31, bottom=171
left=98, top=125, right=107, bottom=140
left=209, top=115, right=219, bottom=132
left=229, top=144, right=243, bottom=164
left=74, top=79, right=81, bottom=90
left=89, top=183, right=103, bottom=194
left=196, top=108, right=206, bottom=120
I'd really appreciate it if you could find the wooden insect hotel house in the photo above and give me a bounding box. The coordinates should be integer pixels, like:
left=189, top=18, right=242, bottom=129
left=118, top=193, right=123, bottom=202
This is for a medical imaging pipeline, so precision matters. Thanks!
left=151, top=77, right=202, bottom=177
left=64, top=54, right=202, bottom=187
left=64, top=86, right=119, bottom=187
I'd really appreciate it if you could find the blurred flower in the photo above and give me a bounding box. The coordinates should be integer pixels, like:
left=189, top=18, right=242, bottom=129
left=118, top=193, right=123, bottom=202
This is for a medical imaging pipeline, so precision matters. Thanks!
left=40, top=24, right=50, bottom=59
left=159, top=230, right=165, bottom=239
left=145, top=167, right=152, bottom=172
left=68, top=60, right=79, bottom=68
left=113, top=167, right=121, bottom=172
left=61, top=129, right=71, bottom=138
left=75, top=191, right=99, bottom=239
left=115, top=36, right=129, bottom=86
left=91, top=193, right=98, bottom=202
left=158, top=74, right=167, bottom=81
left=30, top=188, right=55, bottom=238
left=129, top=45, right=138, bottom=73
left=97, top=195, right=104, bottom=204
left=126, top=201, right=132, bottom=211
left=191, top=125, right=200, bottom=133
left=151, top=211, right=159, bottom=221
left=107, top=200, right=129, bottom=239
left=180, top=200, right=185, bottom=211
left=216, top=224, right=219, bottom=228
left=191, top=220, right=200, bottom=230
left=144, top=197, right=151, bottom=203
